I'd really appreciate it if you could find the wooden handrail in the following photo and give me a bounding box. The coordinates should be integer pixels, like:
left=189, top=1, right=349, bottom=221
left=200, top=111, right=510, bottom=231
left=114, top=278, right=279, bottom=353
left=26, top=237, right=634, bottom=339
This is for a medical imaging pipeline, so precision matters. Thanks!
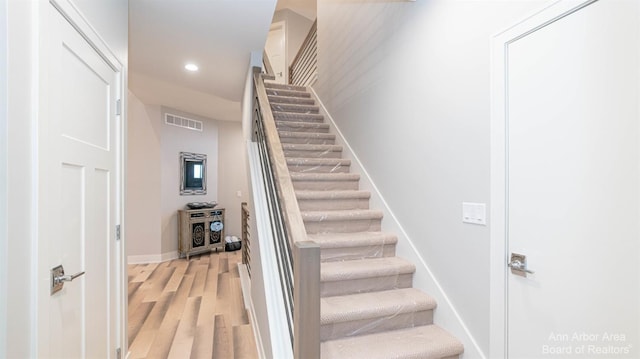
left=290, top=19, right=317, bottom=75
left=253, top=72, right=308, bottom=248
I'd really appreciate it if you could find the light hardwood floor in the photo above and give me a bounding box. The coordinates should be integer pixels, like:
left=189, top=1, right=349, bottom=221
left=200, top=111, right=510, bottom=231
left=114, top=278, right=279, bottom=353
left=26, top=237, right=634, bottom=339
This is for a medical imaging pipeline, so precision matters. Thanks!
left=128, top=251, right=258, bottom=359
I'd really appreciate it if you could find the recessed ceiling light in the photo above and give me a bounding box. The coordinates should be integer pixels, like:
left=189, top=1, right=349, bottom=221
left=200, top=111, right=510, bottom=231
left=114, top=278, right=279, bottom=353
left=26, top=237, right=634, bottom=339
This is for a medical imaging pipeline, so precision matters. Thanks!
left=185, top=63, right=199, bottom=72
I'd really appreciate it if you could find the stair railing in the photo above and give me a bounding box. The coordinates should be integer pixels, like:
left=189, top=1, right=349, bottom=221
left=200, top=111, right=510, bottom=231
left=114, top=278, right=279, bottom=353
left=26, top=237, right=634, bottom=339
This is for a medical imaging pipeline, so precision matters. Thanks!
left=241, top=202, right=251, bottom=278
left=289, top=20, right=317, bottom=86
left=251, top=68, right=321, bottom=359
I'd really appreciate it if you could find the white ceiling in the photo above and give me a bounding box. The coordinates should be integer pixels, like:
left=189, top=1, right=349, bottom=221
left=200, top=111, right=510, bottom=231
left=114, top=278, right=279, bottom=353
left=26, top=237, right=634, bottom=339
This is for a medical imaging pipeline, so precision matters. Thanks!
left=129, top=0, right=317, bottom=121
left=129, top=0, right=278, bottom=121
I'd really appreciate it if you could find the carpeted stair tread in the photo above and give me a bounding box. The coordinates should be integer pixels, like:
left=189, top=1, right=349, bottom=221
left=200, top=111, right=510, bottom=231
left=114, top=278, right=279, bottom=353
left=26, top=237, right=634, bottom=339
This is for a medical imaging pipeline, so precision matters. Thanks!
left=276, top=121, right=330, bottom=133
left=264, top=82, right=306, bottom=92
left=321, top=256, right=414, bottom=282
left=287, top=157, right=351, bottom=167
left=296, top=190, right=370, bottom=200
left=266, top=88, right=311, bottom=98
left=303, top=209, right=383, bottom=224
left=296, top=190, right=370, bottom=211
left=279, top=131, right=335, bottom=142
left=272, top=111, right=324, bottom=122
left=291, top=172, right=361, bottom=191
left=287, top=158, right=351, bottom=173
left=320, top=324, right=464, bottom=359
left=271, top=103, right=320, bottom=114
left=291, top=172, right=360, bottom=182
left=282, top=144, right=343, bottom=159
left=268, top=95, right=315, bottom=105
left=321, top=288, right=436, bottom=325
left=308, top=232, right=397, bottom=249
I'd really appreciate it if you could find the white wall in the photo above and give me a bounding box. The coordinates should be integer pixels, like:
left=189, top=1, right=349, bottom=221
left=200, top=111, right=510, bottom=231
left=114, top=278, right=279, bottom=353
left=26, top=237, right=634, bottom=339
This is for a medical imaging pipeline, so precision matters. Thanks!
left=126, top=92, right=162, bottom=259
left=272, top=9, right=314, bottom=69
left=314, top=0, right=547, bottom=355
left=159, top=107, right=219, bottom=257
left=217, top=120, right=250, bottom=239
left=0, top=0, right=8, bottom=354
left=4, top=0, right=127, bottom=356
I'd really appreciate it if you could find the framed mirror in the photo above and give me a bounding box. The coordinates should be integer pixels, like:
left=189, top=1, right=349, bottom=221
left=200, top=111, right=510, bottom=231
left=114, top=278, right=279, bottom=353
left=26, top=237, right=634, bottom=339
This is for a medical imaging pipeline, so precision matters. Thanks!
left=180, top=152, right=207, bottom=195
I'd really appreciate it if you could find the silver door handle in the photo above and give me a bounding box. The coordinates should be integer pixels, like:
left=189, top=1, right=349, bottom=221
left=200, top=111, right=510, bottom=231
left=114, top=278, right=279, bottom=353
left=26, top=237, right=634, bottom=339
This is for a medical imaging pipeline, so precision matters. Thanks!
left=508, top=259, right=534, bottom=274
left=51, top=264, right=86, bottom=295
left=54, top=271, right=86, bottom=285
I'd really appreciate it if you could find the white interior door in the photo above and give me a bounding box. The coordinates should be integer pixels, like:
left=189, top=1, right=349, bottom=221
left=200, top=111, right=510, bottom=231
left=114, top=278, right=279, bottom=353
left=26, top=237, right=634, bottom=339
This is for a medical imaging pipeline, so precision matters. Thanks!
left=506, top=0, right=639, bottom=358
left=38, top=4, right=120, bottom=357
left=265, top=22, right=286, bottom=84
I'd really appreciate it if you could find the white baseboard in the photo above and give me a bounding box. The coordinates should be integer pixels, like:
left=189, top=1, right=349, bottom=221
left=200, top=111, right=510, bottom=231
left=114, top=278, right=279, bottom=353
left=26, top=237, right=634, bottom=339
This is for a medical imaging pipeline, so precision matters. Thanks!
left=309, top=87, right=485, bottom=359
left=238, top=263, right=267, bottom=359
left=126, top=250, right=179, bottom=264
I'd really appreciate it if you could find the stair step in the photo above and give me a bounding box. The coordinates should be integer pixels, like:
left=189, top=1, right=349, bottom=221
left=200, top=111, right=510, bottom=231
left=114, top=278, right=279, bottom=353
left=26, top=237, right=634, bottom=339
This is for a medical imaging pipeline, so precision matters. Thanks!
left=287, top=158, right=351, bottom=173
left=283, top=144, right=343, bottom=159
left=321, top=256, right=414, bottom=296
left=308, top=232, right=397, bottom=262
left=321, top=324, right=464, bottom=359
left=273, top=111, right=324, bottom=123
left=321, top=288, right=436, bottom=340
left=291, top=173, right=361, bottom=191
left=297, top=190, right=370, bottom=211
left=276, top=121, right=330, bottom=133
left=264, top=82, right=307, bottom=92
left=268, top=95, right=315, bottom=105
left=271, top=103, right=320, bottom=114
left=266, top=88, right=311, bottom=98
left=279, top=131, right=336, bottom=145
left=303, top=209, right=382, bottom=234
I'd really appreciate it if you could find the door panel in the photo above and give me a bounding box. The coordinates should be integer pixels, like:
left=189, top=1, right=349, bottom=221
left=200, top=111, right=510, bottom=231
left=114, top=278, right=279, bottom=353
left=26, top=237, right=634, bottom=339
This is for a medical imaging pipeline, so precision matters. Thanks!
left=266, top=23, right=286, bottom=84
left=507, top=0, right=639, bottom=358
left=41, top=4, right=119, bottom=357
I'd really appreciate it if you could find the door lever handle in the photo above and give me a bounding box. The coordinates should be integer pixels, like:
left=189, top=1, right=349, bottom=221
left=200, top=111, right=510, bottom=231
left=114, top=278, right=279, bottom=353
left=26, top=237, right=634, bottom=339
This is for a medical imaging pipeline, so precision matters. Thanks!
left=54, top=271, right=86, bottom=285
left=508, top=253, right=535, bottom=277
left=508, top=259, right=534, bottom=274
left=51, top=265, right=85, bottom=295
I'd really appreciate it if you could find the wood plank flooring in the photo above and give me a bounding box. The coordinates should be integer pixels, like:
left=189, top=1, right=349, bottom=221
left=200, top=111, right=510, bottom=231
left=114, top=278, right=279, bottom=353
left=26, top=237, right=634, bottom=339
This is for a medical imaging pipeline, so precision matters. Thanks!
left=128, top=251, right=258, bottom=359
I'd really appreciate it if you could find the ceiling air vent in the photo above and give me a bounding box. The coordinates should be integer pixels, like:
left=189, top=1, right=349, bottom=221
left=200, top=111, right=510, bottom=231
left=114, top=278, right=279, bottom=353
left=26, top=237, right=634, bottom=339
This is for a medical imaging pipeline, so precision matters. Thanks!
left=165, top=113, right=203, bottom=132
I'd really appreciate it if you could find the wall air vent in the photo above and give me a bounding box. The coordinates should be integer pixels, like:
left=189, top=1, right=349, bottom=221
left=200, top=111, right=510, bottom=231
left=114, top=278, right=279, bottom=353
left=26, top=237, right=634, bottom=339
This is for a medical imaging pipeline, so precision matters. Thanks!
left=165, top=113, right=203, bottom=132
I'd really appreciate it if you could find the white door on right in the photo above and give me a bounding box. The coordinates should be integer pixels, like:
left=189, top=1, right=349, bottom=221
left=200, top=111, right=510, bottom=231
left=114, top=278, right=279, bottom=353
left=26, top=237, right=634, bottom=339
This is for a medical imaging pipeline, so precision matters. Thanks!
left=507, top=0, right=639, bottom=358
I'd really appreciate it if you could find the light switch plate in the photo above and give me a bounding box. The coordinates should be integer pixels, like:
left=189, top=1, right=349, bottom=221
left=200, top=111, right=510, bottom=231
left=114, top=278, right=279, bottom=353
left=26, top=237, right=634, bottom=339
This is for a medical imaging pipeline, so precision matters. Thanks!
left=462, top=202, right=487, bottom=225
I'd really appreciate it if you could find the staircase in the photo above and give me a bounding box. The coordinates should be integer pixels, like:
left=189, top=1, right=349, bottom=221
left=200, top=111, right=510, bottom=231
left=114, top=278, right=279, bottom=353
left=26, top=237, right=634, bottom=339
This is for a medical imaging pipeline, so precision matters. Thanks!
left=264, top=81, right=464, bottom=359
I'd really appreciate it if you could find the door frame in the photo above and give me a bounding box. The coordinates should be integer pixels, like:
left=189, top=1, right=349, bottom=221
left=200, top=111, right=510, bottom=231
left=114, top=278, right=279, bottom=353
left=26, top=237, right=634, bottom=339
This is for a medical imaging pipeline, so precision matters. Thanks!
left=34, top=0, right=126, bottom=356
left=489, top=0, right=600, bottom=357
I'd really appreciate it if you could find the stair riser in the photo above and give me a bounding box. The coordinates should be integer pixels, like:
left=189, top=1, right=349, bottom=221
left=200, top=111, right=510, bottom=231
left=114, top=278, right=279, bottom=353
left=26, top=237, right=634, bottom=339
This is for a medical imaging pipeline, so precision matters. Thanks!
left=304, top=218, right=381, bottom=234
left=287, top=164, right=351, bottom=174
left=265, top=83, right=306, bottom=92
left=321, top=274, right=413, bottom=297
left=321, top=310, right=433, bottom=341
left=266, top=89, right=310, bottom=98
left=321, top=245, right=396, bottom=262
left=284, top=149, right=343, bottom=159
left=268, top=96, right=315, bottom=105
left=276, top=125, right=329, bottom=133
left=271, top=104, right=320, bottom=114
left=280, top=137, right=336, bottom=145
left=293, top=180, right=360, bottom=191
left=273, top=113, right=324, bottom=123
left=298, top=198, right=370, bottom=211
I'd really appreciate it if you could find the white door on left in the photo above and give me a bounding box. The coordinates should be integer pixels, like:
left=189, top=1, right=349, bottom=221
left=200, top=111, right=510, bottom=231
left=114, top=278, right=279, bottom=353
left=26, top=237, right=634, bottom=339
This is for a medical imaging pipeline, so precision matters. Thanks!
left=38, top=3, right=120, bottom=358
